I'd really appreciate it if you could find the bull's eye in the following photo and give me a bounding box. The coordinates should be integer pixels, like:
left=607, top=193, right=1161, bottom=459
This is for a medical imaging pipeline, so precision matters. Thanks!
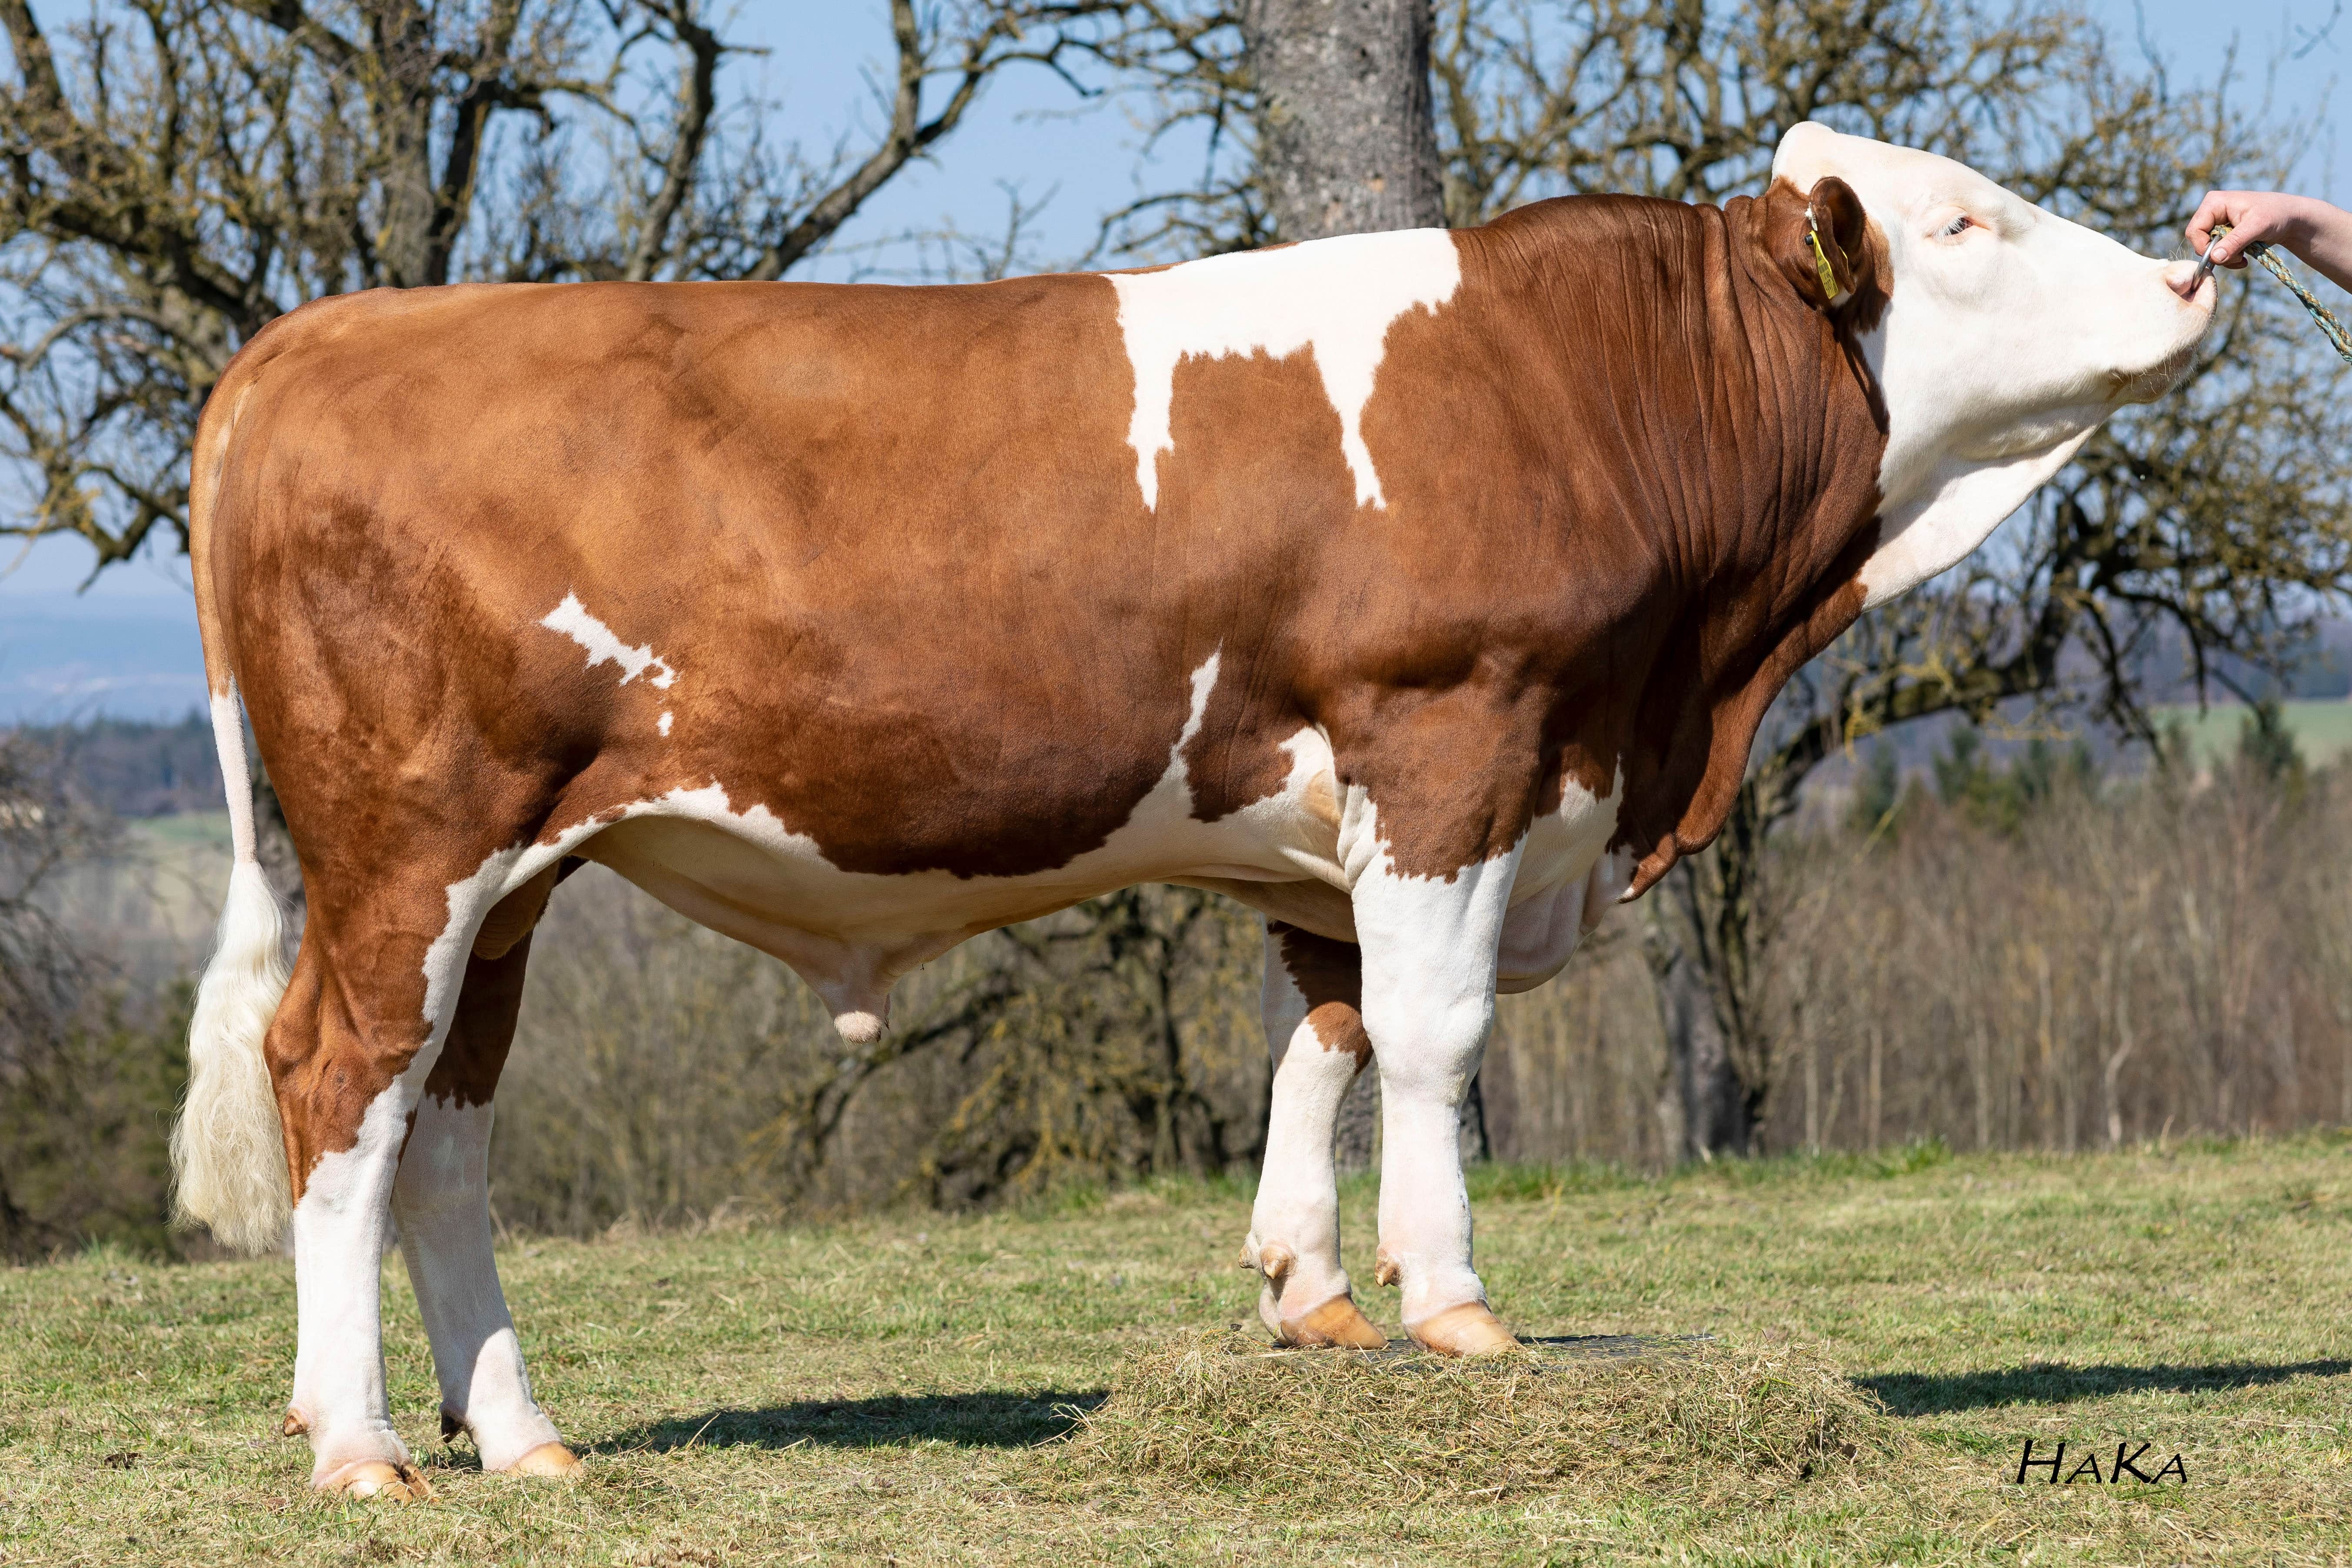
left=1939, top=214, right=1974, bottom=238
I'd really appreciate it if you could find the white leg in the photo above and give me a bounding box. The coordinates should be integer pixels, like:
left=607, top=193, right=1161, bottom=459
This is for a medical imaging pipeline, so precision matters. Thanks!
left=288, top=1076, right=433, bottom=1495
left=393, top=1095, right=570, bottom=1474
left=1355, top=840, right=1524, bottom=1354
left=277, top=855, right=532, bottom=1496
left=1241, top=922, right=1385, bottom=1348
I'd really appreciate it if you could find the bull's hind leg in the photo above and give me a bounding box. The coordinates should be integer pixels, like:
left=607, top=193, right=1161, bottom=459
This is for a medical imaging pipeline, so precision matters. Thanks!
left=393, top=871, right=576, bottom=1478
left=1240, top=922, right=1387, bottom=1349
left=272, top=849, right=548, bottom=1497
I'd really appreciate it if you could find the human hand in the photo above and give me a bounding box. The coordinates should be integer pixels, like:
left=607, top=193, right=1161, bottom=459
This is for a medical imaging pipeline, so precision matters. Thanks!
left=2185, top=190, right=2324, bottom=267
left=2185, top=190, right=2352, bottom=294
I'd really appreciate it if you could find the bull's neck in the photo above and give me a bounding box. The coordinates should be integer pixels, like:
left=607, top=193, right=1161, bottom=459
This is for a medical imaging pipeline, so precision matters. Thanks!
left=1452, top=192, right=1888, bottom=611
left=1448, top=192, right=1889, bottom=890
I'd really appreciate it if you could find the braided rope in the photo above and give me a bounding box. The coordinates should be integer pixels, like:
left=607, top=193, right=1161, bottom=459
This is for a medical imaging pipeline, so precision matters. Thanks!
left=2212, top=224, right=2352, bottom=363
left=2244, top=243, right=2352, bottom=361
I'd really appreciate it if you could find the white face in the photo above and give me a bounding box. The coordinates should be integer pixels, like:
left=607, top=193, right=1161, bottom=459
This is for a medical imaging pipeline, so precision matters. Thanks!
left=1772, top=122, right=2214, bottom=607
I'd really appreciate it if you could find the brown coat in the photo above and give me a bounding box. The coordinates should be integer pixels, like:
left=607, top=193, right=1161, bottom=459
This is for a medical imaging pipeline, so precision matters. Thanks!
left=191, top=177, right=1886, bottom=1181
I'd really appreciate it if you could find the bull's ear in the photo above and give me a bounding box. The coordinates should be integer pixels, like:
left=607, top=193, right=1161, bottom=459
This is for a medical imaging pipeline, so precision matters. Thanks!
left=1783, top=176, right=1875, bottom=314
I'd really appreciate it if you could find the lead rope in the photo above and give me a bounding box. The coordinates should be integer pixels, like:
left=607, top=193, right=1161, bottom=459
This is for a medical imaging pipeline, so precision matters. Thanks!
left=2200, top=224, right=2352, bottom=362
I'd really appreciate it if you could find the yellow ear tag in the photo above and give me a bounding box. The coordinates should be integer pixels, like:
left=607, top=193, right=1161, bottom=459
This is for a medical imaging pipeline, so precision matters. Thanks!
left=1805, top=209, right=1850, bottom=306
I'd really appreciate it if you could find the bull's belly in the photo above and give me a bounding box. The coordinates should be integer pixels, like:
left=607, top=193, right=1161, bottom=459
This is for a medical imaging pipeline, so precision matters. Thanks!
left=506, top=608, right=1628, bottom=1024
left=560, top=729, right=1622, bottom=1034
left=564, top=718, right=1352, bottom=1035
left=509, top=641, right=1625, bottom=1028
left=583, top=787, right=1338, bottom=954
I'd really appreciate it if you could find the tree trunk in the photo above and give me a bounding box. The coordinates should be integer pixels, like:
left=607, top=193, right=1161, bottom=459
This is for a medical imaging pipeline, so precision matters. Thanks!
left=1238, top=0, right=1445, bottom=240
left=360, top=0, right=442, bottom=287
left=1646, top=769, right=1802, bottom=1161
left=1654, top=943, right=1752, bottom=1158
left=1241, top=0, right=1467, bottom=1171
left=0, top=1166, right=33, bottom=1262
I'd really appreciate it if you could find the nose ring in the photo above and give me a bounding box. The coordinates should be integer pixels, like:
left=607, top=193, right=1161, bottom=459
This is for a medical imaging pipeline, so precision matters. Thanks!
left=2193, top=232, right=2225, bottom=287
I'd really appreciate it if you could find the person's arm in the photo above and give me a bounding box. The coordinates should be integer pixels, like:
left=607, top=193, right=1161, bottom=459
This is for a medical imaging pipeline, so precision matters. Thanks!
left=2187, top=190, right=2352, bottom=294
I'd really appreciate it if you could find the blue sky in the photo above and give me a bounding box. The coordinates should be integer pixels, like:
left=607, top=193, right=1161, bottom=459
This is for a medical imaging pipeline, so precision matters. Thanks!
left=1, top=0, right=2345, bottom=721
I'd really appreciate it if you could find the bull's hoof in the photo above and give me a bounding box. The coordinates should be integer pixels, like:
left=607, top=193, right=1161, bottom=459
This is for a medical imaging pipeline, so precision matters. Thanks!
left=1280, top=1294, right=1389, bottom=1350
left=1410, top=1302, right=1521, bottom=1358
left=281, top=1411, right=309, bottom=1438
left=505, top=1441, right=583, bottom=1478
left=321, top=1459, right=434, bottom=1501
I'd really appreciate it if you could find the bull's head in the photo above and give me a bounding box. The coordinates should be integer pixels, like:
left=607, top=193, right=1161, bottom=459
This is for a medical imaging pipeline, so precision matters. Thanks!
left=1619, top=125, right=2218, bottom=894
left=1772, top=121, right=2214, bottom=607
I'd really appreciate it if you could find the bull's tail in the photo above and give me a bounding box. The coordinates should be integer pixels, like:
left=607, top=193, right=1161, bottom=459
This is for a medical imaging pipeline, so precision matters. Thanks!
left=170, top=367, right=294, bottom=1254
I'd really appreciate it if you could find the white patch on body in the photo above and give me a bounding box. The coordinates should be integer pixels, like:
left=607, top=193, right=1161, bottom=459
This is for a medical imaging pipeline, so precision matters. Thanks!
left=540, top=592, right=678, bottom=689
left=1104, top=230, right=1462, bottom=510
left=658, top=711, right=674, bottom=737
left=424, top=849, right=531, bottom=1028
left=1496, top=764, right=1625, bottom=992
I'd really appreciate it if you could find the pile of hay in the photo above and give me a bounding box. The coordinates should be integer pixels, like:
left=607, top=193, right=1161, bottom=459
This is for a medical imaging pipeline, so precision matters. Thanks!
left=1068, top=1332, right=1899, bottom=1498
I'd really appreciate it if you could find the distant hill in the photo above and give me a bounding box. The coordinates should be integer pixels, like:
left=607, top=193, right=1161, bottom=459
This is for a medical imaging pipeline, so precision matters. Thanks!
left=7, top=712, right=223, bottom=817
left=0, top=605, right=208, bottom=723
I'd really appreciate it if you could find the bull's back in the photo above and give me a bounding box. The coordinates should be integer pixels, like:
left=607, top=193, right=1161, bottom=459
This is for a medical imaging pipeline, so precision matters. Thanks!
left=207, top=276, right=1323, bottom=882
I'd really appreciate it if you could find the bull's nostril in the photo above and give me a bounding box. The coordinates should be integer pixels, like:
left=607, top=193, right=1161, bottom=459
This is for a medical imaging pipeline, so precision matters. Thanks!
left=2157, top=260, right=2204, bottom=303
left=2161, top=260, right=2215, bottom=306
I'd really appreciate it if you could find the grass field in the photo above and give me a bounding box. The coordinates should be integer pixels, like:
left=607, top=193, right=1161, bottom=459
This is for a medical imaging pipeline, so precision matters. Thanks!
left=3, top=1137, right=2349, bottom=1565
left=2151, top=697, right=2352, bottom=769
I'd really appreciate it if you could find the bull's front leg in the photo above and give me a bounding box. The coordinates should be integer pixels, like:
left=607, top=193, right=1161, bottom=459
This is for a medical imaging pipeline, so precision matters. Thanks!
left=1353, top=830, right=1525, bottom=1356
left=1241, top=921, right=1388, bottom=1348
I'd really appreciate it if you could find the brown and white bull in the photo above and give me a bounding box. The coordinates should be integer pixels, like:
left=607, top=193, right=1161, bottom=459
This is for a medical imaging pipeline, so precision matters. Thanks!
left=172, top=123, right=2212, bottom=1496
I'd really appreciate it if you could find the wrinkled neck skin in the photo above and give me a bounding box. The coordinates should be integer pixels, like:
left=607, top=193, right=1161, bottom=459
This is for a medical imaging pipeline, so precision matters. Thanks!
left=1472, top=189, right=1893, bottom=894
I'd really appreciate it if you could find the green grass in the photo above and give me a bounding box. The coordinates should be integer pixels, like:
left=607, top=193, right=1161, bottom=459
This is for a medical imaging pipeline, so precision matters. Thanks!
left=127, top=810, right=232, bottom=851
left=2152, top=697, right=2352, bottom=767
left=4, top=1138, right=2350, bottom=1564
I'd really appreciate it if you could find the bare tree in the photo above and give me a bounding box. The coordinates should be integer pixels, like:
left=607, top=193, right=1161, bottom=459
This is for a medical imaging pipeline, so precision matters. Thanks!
left=0, top=0, right=1131, bottom=923
left=0, top=0, right=1125, bottom=571
left=0, top=729, right=119, bottom=1258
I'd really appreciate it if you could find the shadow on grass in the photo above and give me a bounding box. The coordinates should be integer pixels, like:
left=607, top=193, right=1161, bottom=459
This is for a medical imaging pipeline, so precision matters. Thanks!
left=592, top=1389, right=1108, bottom=1454
left=1862, top=1359, right=2352, bottom=1414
